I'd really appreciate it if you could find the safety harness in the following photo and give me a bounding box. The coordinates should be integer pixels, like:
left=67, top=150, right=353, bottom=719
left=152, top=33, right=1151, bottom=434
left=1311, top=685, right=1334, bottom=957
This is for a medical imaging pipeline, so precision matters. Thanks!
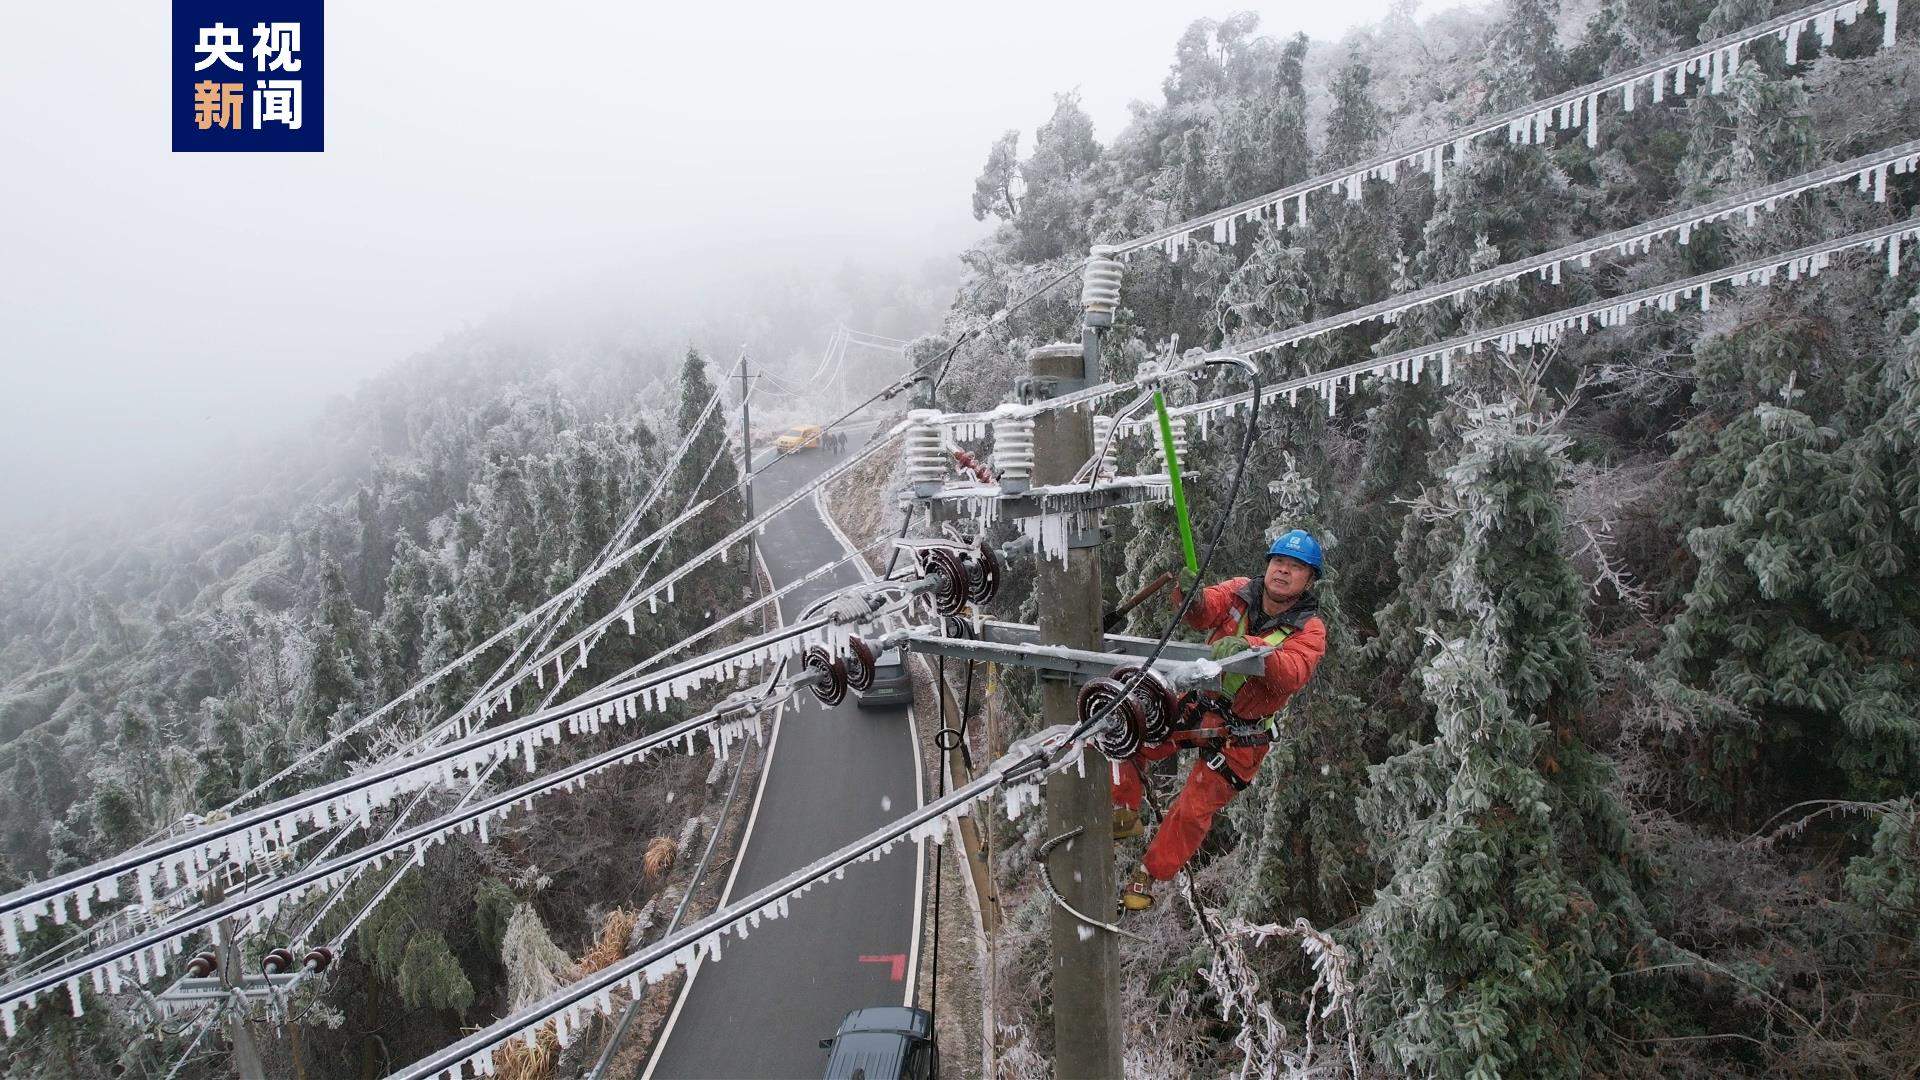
left=1167, top=584, right=1322, bottom=790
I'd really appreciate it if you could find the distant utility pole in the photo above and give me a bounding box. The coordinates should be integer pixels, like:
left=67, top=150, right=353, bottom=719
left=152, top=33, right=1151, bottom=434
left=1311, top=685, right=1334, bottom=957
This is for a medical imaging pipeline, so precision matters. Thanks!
left=737, top=350, right=756, bottom=585
left=1029, top=339, right=1124, bottom=1079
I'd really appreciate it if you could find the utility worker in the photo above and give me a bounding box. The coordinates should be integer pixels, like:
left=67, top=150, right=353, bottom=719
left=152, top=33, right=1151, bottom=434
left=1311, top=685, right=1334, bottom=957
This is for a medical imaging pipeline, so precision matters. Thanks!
left=1115, top=529, right=1328, bottom=912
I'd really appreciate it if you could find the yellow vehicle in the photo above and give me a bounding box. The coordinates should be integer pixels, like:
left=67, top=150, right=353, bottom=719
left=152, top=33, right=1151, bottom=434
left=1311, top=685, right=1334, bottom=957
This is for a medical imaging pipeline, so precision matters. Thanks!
left=774, top=424, right=825, bottom=452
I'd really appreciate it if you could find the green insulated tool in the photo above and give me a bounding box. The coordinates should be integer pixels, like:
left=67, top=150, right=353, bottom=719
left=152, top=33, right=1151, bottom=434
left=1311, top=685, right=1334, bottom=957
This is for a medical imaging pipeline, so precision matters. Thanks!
left=1153, top=390, right=1198, bottom=574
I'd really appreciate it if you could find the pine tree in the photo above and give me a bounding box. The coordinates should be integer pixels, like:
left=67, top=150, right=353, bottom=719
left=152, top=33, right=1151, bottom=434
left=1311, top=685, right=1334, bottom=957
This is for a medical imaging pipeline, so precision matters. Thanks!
left=1657, top=292, right=1920, bottom=813
left=299, top=555, right=366, bottom=742
left=1359, top=392, right=1650, bottom=1078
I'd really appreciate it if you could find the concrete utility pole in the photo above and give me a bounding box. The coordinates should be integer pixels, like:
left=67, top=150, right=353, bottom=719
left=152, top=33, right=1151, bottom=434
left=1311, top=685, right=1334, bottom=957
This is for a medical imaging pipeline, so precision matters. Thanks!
left=1029, top=340, right=1124, bottom=1079
left=216, top=916, right=268, bottom=1079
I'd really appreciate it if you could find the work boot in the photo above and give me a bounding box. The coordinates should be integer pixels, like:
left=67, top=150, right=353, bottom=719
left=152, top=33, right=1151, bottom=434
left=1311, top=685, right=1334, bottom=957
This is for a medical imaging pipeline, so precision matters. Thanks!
left=1119, top=867, right=1156, bottom=913
left=1111, top=806, right=1144, bottom=840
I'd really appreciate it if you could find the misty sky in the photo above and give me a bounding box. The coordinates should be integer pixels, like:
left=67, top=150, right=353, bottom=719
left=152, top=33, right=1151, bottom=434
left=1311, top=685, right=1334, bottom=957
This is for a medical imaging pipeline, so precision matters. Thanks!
left=0, top=0, right=1414, bottom=531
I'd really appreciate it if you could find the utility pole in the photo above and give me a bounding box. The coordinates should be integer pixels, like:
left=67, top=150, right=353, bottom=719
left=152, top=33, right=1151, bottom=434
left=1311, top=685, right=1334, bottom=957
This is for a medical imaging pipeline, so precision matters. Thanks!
left=737, top=350, right=756, bottom=590
left=216, top=916, right=267, bottom=1078
left=1029, top=337, right=1124, bottom=1078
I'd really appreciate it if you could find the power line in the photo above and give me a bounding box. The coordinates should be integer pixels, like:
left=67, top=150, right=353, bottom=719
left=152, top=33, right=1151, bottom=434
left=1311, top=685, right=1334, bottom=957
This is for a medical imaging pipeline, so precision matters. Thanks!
left=199, top=360, right=744, bottom=825
left=385, top=729, right=1073, bottom=1080
left=0, top=690, right=796, bottom=1029
left=937, top=141, right=1920, bottom=432
left=1111, top=0, right=1899, bottom=259
left=1158, top=216, right=1920, bottom=427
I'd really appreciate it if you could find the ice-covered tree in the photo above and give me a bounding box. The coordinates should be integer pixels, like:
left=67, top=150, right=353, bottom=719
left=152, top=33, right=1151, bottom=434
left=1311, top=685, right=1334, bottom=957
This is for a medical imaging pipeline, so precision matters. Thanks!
left=1359, top=392, right=1649, bottom=1078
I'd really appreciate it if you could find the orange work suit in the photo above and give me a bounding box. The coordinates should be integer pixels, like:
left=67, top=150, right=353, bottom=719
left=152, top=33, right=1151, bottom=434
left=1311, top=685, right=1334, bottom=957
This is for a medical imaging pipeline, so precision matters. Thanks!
left=1113, top=577, right=1326, bottom=880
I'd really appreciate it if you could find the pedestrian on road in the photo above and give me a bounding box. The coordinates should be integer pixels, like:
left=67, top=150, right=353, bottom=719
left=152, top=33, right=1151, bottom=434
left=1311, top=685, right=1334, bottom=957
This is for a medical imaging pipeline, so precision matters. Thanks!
left=1114, top=529, right=1328, bottom=912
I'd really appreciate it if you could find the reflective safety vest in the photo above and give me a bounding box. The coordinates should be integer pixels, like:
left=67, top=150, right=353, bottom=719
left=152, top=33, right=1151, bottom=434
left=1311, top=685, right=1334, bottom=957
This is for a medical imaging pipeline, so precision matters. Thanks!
left=1217, top=610, right=1299, bottom=728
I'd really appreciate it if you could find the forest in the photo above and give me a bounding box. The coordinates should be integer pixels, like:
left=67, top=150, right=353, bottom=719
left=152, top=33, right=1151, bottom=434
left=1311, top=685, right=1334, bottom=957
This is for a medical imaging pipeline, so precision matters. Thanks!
left=1, top=0, right=1917, bottom=1076
left=922, top=0, right=1917, bottom=1076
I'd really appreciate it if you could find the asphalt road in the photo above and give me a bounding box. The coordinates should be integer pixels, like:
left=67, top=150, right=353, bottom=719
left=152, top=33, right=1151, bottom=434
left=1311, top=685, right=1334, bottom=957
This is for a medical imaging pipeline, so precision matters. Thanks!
left=644, top=441, right=920, bottom=1079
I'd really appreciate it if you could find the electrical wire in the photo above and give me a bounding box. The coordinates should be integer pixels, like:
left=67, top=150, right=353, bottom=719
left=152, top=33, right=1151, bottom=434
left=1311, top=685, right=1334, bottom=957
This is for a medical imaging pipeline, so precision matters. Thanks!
left=1009, top=356, right=1264, bottom=780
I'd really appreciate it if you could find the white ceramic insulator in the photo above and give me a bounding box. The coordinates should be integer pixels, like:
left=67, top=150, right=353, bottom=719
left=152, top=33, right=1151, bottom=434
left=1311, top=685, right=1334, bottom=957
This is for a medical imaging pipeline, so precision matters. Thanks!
left=993, top=416, right=1035, bottom=484
left=1091, top=416, right=1119, bottom=479
left=1081, top=249, right=1123, bottom=318
left=905, top=409, right=948, bottom=486
left=1158, top=415, right=1188, bottom=473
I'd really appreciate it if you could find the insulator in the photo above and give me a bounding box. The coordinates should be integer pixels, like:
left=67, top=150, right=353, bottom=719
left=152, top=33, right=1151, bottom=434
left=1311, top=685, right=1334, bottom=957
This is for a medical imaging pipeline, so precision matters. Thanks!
left=1091, top=416, right=1120, bottom=479
left=1111, top=665, right=1176, bottom=745
left=942, top=615, right=976, bottom=640
left=262, top=947, right=296, bottom=974
left=904, top=409, right=947, bottom=494
left=302, top=946, right=336, bottom=973
left=1081, top=246, right=1123, bottom=325
left=803, top=646, right=849, bottom=707
left=1157, top=415, right=1188, bottom=473
left=185, top=951, right=218, bottom=978
left=963, top=544, right=1001, bottom=605
left=844, top=637, right=877, bottom=692
left=1079, top=677, right=1145, bottom=761
left=993, top=416, right=1035, bottom=492
left=916, top=546, right=971, bottom=617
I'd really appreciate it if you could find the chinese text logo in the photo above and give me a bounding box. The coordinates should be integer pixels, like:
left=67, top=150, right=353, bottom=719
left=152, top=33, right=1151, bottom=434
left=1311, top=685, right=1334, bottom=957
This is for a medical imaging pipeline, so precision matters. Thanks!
left=173, top=2, right=323, bottom=152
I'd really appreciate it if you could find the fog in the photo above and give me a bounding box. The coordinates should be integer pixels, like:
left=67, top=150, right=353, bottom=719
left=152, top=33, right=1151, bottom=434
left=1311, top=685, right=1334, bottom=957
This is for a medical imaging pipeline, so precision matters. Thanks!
left=0, top=0, right=1405, bottom=535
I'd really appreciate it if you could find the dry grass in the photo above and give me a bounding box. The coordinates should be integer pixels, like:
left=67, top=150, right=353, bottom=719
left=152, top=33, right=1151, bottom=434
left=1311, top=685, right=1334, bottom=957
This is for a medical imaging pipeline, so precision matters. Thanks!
left=642, top=836, right=677, bottom=885
left=490, top=907, right=640, bottom=1080
left=578, top=907, right=640, bottom=976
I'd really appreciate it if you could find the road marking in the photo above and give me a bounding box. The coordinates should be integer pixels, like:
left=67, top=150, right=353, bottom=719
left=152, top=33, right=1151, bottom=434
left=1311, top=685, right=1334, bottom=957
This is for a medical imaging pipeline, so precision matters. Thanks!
left=858, top=953, right=908, bottom=982
left=811, top=483, right=927, bottom=1008
left=642, top=541, right=788, bottom=1080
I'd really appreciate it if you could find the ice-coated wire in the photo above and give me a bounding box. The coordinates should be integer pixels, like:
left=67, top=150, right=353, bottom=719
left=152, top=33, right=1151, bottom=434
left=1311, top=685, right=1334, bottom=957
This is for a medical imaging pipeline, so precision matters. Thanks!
left=583, top=674, right=780, bottom=1080
left=1163, top=217, right=1920, bottom=424
left=945, top=139, right=1920, bottom=432
left=0, top=691, right=800, bottom=1017
left=385, top=748, right=1046, bottom=1080
left=282, top=427, right=755, bottom=977
left=1112, top=0, right=1900, bottom=258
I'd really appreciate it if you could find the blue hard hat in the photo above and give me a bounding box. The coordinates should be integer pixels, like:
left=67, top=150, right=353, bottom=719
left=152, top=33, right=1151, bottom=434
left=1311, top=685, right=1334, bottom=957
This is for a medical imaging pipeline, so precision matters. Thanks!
left=1268, top=529, right=1323, bottom=575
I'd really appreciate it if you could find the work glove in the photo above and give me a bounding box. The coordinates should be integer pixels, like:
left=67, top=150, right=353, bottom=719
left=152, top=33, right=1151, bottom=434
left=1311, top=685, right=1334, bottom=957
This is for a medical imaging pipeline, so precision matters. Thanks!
left=1177, top=568, right=1204, bottom=598
left=1209, top=636, right=1253, bottom=662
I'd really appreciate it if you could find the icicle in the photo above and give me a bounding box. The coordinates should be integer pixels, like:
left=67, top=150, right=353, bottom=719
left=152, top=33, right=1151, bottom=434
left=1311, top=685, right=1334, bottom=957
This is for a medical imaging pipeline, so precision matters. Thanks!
left=1883, top=0, right=1900, bottom=47
left=1585, top=94, right=1599, bottom=148
left=1786, top=20, right=1803, bottom=65
left=1622, top=79, right=1635, bottom=112
left=1652, top=67, right=1666, bottom=103
left=1889, top=233, right=1903, bottom=277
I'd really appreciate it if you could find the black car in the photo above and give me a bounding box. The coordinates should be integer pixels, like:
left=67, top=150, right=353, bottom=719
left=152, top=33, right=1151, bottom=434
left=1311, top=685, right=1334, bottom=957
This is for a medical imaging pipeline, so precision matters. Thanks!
left=819, top=1005, right=939, bottom=1080
left=852, top=648, right=911, bottom=709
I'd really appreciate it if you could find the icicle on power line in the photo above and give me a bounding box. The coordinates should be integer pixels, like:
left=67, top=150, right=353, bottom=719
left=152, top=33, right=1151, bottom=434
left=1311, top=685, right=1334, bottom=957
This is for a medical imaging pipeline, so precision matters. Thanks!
left=938, top=141, right=1920, bottom=436
left=382, top=727, right=1090, bottom=1080
left=0, top=690, right=800, bottom=1036
left=1112, top=0, right=1900, bottom=261
left=0, top=582, right=893, bottom=952
left=1163, top=218, right=1920, bottom=426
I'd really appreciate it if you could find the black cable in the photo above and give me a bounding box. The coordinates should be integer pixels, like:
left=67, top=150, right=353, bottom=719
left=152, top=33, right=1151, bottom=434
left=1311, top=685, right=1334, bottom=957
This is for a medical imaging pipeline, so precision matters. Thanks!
left=1011, top=356, right=1265, bottom=779
left=930, top=261, right=1087, bottom=407
left=956, top=659, right=977, bottom=774
left=748, top=259, right=1083, bottom=482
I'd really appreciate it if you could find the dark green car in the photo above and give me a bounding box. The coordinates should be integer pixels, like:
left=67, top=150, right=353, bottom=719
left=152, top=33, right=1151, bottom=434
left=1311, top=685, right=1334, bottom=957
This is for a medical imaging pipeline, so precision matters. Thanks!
left=819, top=1006, right=939, bottom=1080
